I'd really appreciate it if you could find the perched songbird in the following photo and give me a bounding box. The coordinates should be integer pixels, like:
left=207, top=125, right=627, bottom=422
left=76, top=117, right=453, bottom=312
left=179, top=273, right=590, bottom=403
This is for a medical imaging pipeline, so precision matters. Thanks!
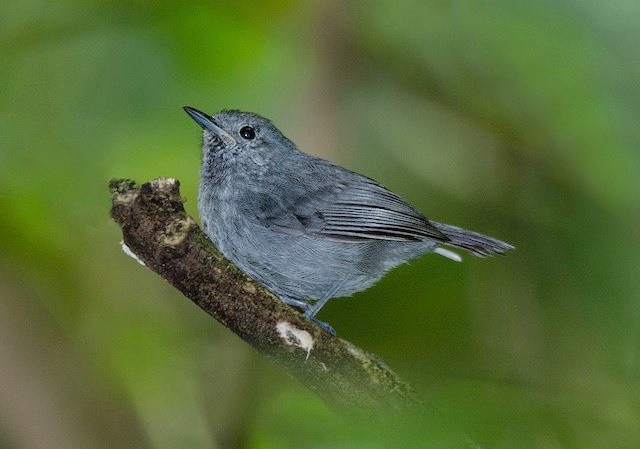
left=184, top=106, right=513, bottom=333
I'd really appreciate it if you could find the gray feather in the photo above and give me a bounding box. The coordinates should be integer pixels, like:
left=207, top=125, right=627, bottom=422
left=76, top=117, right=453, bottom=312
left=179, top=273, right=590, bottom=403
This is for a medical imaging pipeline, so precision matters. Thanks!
left=259, top=176, right=448, bottom=243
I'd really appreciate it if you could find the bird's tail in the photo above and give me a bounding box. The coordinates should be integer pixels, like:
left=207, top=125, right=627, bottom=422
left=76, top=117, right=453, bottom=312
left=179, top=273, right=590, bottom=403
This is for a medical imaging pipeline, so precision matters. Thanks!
left=432, top=222, right=514, bottom=257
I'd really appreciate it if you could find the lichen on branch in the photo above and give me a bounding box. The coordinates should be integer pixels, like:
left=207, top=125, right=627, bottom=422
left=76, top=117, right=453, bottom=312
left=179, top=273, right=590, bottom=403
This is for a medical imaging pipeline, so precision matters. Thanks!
left=109, top=177, right=421, bottom=412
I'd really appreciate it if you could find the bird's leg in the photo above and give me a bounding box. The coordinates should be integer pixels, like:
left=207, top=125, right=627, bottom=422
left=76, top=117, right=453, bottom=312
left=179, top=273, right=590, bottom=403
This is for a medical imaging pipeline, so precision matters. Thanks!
left=277, top=294, right=312, bottom=312
left=310, top=318, right=336, bottom=335
left=302, top=284, right=343, bottom=335
left=279, top=282, right=342, bottom=336
left=304, top=282, right=343, bottom=318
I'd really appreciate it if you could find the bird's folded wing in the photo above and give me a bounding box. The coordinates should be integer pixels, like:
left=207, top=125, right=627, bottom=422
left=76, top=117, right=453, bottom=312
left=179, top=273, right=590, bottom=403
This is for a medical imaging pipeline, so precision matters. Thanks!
left=259, top=179, right=448, bottom=243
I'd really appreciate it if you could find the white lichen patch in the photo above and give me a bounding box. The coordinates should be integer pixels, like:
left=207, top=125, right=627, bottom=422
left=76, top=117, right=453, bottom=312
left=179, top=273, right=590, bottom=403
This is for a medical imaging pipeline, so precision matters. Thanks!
left=276, top=321, right=314, bottom=360
left=151, top=177, right=177, bottom=190
left=120, top=241, right=145, bottom=266
left=113, top=190, right=137, bottom=206
left=162, top=217, right=196, bottom=246
left=241, top=282, right=256, bottom=294
left=346, top=343, right=366, bottom=360
left=346, top=343, right=375, bottom=369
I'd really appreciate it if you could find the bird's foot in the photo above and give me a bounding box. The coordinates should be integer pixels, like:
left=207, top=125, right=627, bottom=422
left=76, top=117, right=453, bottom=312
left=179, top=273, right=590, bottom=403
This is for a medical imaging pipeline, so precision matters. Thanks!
left=278, top=294, right=336, bottom=335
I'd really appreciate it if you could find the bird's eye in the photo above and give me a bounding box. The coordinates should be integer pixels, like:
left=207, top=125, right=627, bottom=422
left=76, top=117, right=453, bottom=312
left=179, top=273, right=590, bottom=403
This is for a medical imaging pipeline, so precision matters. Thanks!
left=240, top=126, right=256, bottom=140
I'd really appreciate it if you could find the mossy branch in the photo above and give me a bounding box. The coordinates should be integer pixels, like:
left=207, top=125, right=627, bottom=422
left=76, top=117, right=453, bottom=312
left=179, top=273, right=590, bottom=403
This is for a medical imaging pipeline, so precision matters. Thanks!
left=109, top=177, right=421, bottom=412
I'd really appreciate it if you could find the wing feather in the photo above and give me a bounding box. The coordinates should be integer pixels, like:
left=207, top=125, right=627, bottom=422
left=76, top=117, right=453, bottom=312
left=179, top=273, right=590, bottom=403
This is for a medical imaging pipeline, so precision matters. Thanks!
left=260, top=177, right=448, bottom=243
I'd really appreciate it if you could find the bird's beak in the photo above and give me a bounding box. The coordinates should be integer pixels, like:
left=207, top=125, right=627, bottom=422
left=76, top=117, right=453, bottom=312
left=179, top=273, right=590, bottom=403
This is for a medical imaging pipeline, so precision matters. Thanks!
left=183, top=106, right=236, bottom=146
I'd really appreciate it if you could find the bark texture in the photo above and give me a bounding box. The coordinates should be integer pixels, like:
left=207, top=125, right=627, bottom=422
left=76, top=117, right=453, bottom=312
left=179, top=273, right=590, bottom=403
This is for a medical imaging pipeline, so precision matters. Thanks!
left=109, top=177, right=421, bottom=412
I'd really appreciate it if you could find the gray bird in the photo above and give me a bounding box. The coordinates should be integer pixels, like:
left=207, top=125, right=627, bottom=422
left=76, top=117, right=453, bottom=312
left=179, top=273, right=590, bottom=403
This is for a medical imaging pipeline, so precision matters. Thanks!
left=184, top=106, right=513, bottom=333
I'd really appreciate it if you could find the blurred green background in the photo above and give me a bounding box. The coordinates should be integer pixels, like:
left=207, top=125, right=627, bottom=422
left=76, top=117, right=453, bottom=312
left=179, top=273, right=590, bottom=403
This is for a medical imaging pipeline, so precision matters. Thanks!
left=1, top=1, right=639, bottom=448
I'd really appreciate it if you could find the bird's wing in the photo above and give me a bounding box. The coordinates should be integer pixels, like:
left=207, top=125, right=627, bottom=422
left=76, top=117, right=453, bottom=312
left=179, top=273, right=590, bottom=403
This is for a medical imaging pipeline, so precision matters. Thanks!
left=255, top=178, right=448, bottom=243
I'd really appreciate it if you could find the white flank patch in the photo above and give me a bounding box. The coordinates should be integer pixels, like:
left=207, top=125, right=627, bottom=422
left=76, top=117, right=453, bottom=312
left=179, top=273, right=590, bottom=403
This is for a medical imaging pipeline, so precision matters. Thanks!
left=276, top=321, right=314, bottom=360
left=121, top=242, right=146, bottom=266
left=434, top=247, right=462, bottom=262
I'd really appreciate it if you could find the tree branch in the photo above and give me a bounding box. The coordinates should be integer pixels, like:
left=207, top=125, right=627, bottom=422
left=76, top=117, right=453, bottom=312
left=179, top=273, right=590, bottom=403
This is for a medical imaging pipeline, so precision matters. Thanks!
left=109, top=177, right=421, bottom=412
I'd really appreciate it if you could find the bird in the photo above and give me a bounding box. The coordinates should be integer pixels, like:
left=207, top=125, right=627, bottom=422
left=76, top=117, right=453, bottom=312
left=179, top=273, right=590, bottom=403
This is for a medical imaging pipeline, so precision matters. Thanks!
left=184, top=106, right=513, bottom=333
